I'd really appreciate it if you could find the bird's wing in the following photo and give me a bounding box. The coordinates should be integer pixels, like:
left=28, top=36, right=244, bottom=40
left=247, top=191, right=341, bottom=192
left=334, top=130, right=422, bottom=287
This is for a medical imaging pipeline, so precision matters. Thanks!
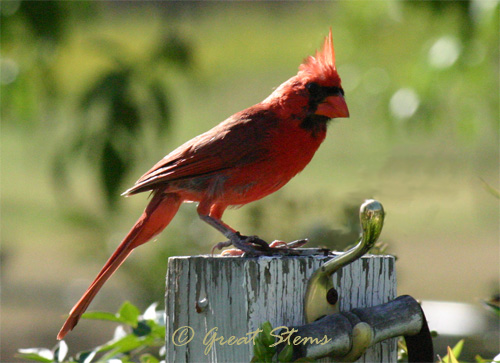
left=123, top=108, right=277, bottom=196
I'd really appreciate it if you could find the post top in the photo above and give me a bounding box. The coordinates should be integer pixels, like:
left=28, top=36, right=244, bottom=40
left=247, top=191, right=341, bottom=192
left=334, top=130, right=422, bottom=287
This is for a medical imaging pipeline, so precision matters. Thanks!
left=167, top=250, right=395, bottom=261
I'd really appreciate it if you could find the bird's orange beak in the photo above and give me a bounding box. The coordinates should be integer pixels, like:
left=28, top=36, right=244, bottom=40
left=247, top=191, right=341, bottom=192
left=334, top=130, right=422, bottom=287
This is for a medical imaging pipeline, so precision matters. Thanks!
left=315, top=95, right=349, bottom=119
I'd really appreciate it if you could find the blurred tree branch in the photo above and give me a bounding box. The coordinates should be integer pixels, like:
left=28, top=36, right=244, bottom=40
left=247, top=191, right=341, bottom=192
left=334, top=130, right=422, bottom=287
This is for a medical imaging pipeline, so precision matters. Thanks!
left=53, top=32, right=193, bottom=208
left=2, top=1, right=194, bottom=210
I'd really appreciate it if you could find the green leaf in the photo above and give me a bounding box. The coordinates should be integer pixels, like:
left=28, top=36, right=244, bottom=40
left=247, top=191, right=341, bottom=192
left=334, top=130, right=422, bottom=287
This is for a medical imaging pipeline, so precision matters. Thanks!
left=251, top=321, right=280, bottom=362
left=482, top=299, right=500, bottom=317
left=133, top=321, right=152, bottom=337
left=82, top=311, right=124, bottom=324
left=277, top=343, right=293, bottom=362
left=475, top=354, right=500, bottom=363
left=15, top=353, right=53, bottom=363
left=149, top=81, right=171, bottom=134
left=260, top=321, right=275, bottom=348
left=149, top=320, right=166, bottom=340
left=253, top=339, right=270, bottom=361
left=450, top=339, right=464, bottom=360
left=140, top=353, right=159, bottom=363
left=98, top=334, right=144, bottom=358
left=441, top=340, right=464, bottom=363
left=101, top=140, right=128, bottom=207
left=118, top=301, right=141, bottom=327
left=447, top=346, right=459, bottom=363
left=17, top=348, right=54, bottom=362
left=155, top=34, right=193, bottom=69
left=110, top=93, right=140, bottom=134
left=19, top=1, right=65, bottom=42
left=80, top=70, right=129, bottom=111
left=75, top=350, right=96, bottom=363
left=19, top=303, right=165, bottom=363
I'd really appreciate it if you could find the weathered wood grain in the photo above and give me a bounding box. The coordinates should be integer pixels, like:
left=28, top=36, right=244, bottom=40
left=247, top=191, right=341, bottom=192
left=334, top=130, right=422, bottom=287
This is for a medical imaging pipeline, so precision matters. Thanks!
left=165, top=254, right=396, bottom=362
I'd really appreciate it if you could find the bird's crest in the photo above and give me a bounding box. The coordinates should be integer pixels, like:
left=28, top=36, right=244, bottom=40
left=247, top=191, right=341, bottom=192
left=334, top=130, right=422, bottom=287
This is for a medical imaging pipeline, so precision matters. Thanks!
left=299, top=28, right=339, bottom=83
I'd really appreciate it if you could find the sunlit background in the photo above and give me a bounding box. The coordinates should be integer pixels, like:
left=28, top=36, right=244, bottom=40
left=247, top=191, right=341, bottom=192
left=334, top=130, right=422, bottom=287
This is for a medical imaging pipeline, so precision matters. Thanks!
left=1, top=1, right=499, bottom=361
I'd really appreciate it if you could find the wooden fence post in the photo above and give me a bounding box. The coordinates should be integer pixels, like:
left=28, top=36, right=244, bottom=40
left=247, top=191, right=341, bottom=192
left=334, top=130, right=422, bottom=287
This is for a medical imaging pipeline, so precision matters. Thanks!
left=165, top=253, right=397, bottom=362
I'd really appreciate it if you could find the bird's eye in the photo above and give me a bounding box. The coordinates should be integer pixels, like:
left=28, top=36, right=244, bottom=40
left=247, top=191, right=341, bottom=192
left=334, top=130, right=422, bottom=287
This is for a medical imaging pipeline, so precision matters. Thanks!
left=306, top=82, right=320, bottom=95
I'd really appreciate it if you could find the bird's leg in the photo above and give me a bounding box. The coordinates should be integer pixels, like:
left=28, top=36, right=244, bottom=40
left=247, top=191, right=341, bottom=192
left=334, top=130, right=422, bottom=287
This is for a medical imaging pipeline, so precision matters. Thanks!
left=201, top=214, right=311, bottom=256
left=198, top=203, right=308, bottom=256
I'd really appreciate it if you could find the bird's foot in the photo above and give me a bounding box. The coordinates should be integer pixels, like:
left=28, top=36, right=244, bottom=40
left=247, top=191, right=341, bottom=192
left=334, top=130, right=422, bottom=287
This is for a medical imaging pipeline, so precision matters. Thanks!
left=268, top=240, right=288, bottom=248
left=272, top=239, right=309, bottom=249
left=211, top=240, right=233, bottom=255
left=215, top=236, right=309, bottom=257
left=232, top=233, right=272, bottom=255
left=212, top=233, right=269, bottom=256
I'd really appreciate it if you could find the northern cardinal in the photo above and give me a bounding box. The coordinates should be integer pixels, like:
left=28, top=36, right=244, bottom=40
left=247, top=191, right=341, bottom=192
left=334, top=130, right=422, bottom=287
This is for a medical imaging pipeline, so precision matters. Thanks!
left=57, top=29, right=348, bottom=339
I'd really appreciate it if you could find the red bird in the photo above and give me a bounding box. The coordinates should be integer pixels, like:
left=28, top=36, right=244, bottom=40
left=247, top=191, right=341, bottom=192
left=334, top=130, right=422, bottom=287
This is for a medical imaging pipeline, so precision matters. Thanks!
left=57, top=29, right=349, bottom=339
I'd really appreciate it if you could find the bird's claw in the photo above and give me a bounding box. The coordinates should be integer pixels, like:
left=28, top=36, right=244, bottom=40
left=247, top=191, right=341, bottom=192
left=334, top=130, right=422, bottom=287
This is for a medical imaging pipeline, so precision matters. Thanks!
left=211, top=240, right=233, bottom=255
left=214, top=236, right=309, bottom=257
left=233, top=234, right=271, bottom=255
left=211, top=234, right=270, bottom=256
left=280, top=238, right=309, bottom=249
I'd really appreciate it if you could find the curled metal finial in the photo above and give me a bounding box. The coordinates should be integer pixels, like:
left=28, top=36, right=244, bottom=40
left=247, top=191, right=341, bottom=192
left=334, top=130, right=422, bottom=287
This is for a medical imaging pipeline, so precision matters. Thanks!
left=304, top=200, right=385, bottom=323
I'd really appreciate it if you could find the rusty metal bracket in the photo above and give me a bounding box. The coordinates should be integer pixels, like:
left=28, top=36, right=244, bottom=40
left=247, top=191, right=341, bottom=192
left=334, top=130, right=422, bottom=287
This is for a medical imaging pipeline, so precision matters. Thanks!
left=304, top=199, right=385, bottom=323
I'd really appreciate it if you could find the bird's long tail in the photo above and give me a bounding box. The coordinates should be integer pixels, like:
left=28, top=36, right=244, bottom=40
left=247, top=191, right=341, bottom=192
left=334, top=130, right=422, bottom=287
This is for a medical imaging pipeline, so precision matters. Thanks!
left=57, top=192, right=182, bottom=340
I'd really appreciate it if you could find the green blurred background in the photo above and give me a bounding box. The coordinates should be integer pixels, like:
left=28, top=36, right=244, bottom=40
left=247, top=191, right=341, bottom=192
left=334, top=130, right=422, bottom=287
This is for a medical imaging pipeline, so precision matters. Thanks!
left=1, top=1, right=498, bottom=361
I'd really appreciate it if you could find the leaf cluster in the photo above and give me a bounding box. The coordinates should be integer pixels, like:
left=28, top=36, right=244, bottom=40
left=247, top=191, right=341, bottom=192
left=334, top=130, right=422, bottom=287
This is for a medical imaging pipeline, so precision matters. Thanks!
left=18, top=302, right=165, bottom=363
left=250, top=322, right=312, bottom=363
left=398, top=337, right=499, bottom=363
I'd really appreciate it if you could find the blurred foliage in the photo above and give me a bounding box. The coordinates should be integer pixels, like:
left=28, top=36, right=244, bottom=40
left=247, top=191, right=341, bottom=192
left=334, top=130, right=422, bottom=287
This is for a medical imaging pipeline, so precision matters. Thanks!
left=433, top=339, right=500, bottom=363
left=249, top=322, right=308, bottom=363
left=16, top=1, right=65, bottom=42
left=479, top=178, right=500, bottom=200
left=53, top=32, right=193, bottom=208
left=403, top=0, right=474, bottom=40
left=2, top=0, right=497, bottom=210
left=398, top=337, right=499, bottom=363
left=481, top=294, right=500, bottom=317
left=18, top=302, right=166, bottom=363
left=440, top=340, right=464, bottom=363
left=2, top=0, right=193, bottom=208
